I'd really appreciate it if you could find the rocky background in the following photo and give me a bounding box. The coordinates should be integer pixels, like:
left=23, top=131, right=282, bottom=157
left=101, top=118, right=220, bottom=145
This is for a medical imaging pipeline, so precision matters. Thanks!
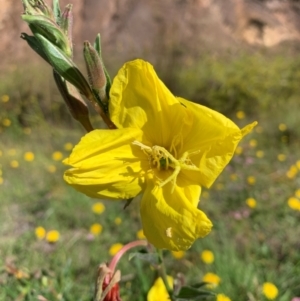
left=1, top=0, right=300, bottom=68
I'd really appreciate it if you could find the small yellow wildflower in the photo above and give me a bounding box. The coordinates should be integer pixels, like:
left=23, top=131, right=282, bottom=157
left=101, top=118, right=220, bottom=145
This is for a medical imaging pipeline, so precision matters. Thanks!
left=217, top=294, right=231, bottom=301
left=64, top=59, right=256, bottom=251
left=236, top=110, right=245, bottom=119
left=295, top=189, right=300, bottom=198
left=247, top=176, right=256, bottom=185
left=296, top=160, right=300, bottom=170
left=137, top=229, right=146, bottom=239
left=287, top=197, right=300, bottom=211
left=202, top=272, right=221, bottom=288
left=109, top=243, right=123, bottom=256
left=262, top=282, right=278, bottom=300
left=114, top=217, right=122, bottom=225
left=24, top=152, right=35, bottom=162
left=256, top=150, right=264, bottom=158
left=14, top=269, right=30, bottom=279
left=47, top=165, right=57, bottom=173
left=8, top=149, right=16, bottom=156
left=249, top=139, right=257, bottom=148
left=230, top=173, right=237, bottom=181
left=235, top=146, right=243, bottom=155
left=10, top=160, right=19, bottom=168
left=92, top=202, right=105, bottom=214
left=278, top=123, right=287, bottom=131
left=172, top=250, right=185, bottom=259
left=277, top=154, right=286, bottom=162
left=216, top=183, right=224, bottom=190
left=23, top=127, right=31, bottom=135
left=46, top=230, right=60, bottom=243
left=286, top=165, right=298, bottom=179
left=255, top=125, right=263, bottom=133
left=201, top=250, right=214, bottom=264
left=246, top=197, right=257, bottom=208
left=1, top=94, right=9, bottom=102
left=52, top=151, right=63, bottom=161
left=64, top=142, right=73, bottom=151
left=2, top=118, right=11, bottom=127
left=0, top=177, right=3, bottom=185
left=147, top=276, right=173, bottom=301
left=35, top=226, right=46, bottom=240
left=89, top=223, right=103, bottom=235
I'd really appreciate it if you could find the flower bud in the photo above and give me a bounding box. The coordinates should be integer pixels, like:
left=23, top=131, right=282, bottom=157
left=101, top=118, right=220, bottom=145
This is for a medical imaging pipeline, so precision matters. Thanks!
left=22, top=0, right=54, bottom=19
left=83, top=41, right=108, bottom=108
left=60, top=4, right=73, bottom=50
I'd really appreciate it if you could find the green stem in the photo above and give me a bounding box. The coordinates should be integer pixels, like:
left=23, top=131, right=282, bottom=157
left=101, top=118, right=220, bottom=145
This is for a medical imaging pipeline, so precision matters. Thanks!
left=157, top=249, right=175, bottom=301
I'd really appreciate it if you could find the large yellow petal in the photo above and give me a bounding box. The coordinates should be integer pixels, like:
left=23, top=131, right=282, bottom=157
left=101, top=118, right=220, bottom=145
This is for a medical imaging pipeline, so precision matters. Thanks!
left=140, top=174, right=212, bottom=251
left=178, top=97, right=257, bottom=187
left=64, top=128, right=149, bottom=200
left=109, top=59, right=192, bottom=149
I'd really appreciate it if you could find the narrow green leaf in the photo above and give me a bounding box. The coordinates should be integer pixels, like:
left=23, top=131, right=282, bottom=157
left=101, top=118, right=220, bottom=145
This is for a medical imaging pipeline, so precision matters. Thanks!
left=35, top=33, right=92, bottom=99
left=20, top=33, right=50, bottom=64
left=191, top=282, right=211, bottom=289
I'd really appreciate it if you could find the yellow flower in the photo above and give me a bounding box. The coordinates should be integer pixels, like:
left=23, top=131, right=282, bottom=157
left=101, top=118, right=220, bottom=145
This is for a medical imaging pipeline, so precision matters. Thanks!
left=217, top=294, right=231, bottom=301
left=246, top=197, right=257, bottom=208
left=24, top=152, right=35, bottom=162
left=256, top=150, right=264, bottom=158
left=52, top=151, right=63, bottom=161
left=64, top=60, right=256, bottom=251
left=1, top=94, right=9, bottom=102
left=46, top=230, right=60, bottom=243
left=2, top=118, right=11, bottom=127
left=35, top=226, right=46, bottom=240
left=247, top=176, right=256, bottom=185
left=10, top=160, right=19, bottom=168
left=296, top=160, right=300, bottom=170
left=172, top=250, right=185, bottom=259
left=109, top=243, right=123, bottom=256
left=236, top=110, right=245, bottom=119
left=64, top=142, right=73, bottom=151
left=147, top=276, right=173, bottom=301
left=295, top=189, right=300, bottom=198
left=262, top=282, right=278, bottom=300
left=278, top=123, right=287, bottom=131
left=137, top=229, right=146, bottom=239
left=286, top=165, right=298, bottom=179
left=90, top=223, right=103, bottom=235
left=92, top=202, right=105, bottom=214
left=249, top=139, right=257, bottom=148
left=277, top=154, right=286, bottom=162
left=235, top=146, right=243, bottom=155
left=201, top=250, right=214, bottom=264
left=114, top=217, right=122, bottom=225
left=287, top=197, right=300, bottom=211
left=202, top=272, right=221, bottom=288
left=47, top=165, right=56, bottom=173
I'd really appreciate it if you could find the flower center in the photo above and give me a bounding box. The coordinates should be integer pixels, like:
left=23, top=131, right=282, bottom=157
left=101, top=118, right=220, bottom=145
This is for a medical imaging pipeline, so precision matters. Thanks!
left=132, top=141, right=200, bottom=192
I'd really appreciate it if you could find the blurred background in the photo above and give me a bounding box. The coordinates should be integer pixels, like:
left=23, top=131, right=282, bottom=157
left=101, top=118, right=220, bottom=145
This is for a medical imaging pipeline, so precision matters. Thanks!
left=1, top=0, right=300, bottom=300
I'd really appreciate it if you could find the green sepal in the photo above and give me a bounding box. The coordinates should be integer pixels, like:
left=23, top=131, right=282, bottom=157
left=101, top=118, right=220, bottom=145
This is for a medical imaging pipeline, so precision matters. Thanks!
left=94, top=33, right=112, bottom=99
left=53, top=0, right=61, bottom=24
left=53, top=71, right=93, bottom=132
left=20, top=33, right=50, bottom=64
left=35, top=33, right=93, bottom=99
left=22, top=14, right=72, bottom=57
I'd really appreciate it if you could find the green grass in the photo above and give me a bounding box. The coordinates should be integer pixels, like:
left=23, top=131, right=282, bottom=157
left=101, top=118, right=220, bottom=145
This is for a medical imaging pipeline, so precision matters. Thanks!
left=1, top=53, right=300, bottom=300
